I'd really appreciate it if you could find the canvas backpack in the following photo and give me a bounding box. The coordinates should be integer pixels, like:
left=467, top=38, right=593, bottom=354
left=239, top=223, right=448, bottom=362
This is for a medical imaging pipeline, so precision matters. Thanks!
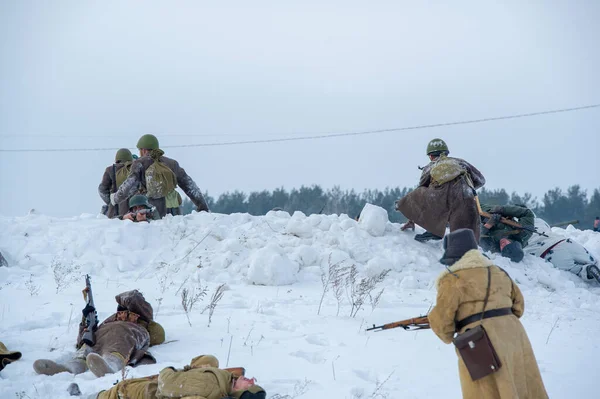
left=115, top=161, right=134, bottom=188
left=145, top=150, right=178, bottom=199
left=429, top=154, right=467, bottom=186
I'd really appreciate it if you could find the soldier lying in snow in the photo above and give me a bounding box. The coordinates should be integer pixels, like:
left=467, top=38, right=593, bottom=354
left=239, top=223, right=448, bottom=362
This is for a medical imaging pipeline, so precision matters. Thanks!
left=0, top=342, right=22, bottom=371
left=33, top=290, right=165, bottom=378
left=479, top=203, right=536, bottom=263
left=82, top=354, right=266, bottom=399
left=525, top=218, right=600, bottom=284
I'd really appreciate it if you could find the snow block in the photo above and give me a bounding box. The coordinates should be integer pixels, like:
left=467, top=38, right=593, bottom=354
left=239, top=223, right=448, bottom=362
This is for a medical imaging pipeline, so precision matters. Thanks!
left=247, top=245, right=298, bottom=285
left=358, top=203, right=389, bottom=237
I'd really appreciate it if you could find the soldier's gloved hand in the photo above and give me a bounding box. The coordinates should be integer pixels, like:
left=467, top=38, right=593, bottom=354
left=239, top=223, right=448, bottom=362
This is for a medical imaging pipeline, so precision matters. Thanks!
left=490, top=205, right=505, bottom=214
left=82, top=304, right=96, bottom=317
left=110, top=193, right=117, bottom=206
left=401, top=220, right=416, bottom=231
left=485, top=213, right=502, bottom=228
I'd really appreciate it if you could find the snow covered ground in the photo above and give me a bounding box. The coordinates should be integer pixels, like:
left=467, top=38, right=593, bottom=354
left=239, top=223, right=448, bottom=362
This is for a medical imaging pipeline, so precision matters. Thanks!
left=0, top=206, right=599, bottom=398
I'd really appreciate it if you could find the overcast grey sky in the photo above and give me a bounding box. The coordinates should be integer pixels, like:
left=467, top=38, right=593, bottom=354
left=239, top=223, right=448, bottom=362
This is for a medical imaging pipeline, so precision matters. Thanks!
left=1, top=1, right=598, bottom=217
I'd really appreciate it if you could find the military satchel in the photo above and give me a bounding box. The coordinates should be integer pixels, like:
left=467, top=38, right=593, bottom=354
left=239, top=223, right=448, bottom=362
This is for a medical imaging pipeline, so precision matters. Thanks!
left=452, top=267, right=502, bottom=381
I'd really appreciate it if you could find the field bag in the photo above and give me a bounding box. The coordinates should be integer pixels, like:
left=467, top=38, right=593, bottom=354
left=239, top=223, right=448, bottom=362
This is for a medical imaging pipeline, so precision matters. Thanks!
left=145, top=149, right=177, bottom=199
left=452, top=267, right=502, bottom=381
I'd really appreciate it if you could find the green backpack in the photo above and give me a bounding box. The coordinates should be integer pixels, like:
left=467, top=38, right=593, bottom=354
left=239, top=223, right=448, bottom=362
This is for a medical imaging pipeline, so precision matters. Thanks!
left=429, top=154, right=465, bottom=186
left=145, top=150, right=178, bottom=199
left=115, top=161, right=133, bottom=188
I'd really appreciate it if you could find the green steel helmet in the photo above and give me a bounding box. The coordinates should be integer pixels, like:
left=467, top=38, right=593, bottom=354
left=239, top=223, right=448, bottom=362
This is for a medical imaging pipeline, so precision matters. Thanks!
left=115, top=148, right=133, bottom=163
left=128, top=194, right=151, bottom=210
left=136, top=134, right=159, bottom=150
left=426, top=138, right=449, bottom=155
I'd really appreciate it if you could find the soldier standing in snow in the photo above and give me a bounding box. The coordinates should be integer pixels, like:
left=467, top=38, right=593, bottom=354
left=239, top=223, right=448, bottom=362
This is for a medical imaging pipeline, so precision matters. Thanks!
left=111, top=134, right=209, bottom=218
left=33, top=290, right=165, bottom=378
left=98, top=148, right=136, bottom=219
left=479, top=203, right=535, bottom=263
left=594, top=216, right=599, bottom=232
left=429, top=228, right=548, bottom=399
left=395, top=138, right=486, bottom=242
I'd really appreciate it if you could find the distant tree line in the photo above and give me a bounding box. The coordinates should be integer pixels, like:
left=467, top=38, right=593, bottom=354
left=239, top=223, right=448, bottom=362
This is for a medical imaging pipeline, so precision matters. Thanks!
left=181, top=184, right=600, bottom=227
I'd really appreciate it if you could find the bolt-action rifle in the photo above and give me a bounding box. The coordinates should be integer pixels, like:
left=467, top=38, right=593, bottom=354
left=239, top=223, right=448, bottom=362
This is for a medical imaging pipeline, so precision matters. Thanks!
left=81, top=275, right=99, bottom=346
left=474, top=196, right=549, bottom=238
left=366, top=315, right=430, bottom=332
left=130, top=207, right=156, bottom=218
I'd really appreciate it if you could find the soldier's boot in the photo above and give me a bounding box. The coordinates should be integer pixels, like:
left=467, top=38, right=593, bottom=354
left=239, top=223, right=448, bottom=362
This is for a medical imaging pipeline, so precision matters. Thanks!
left=414, top=231, right=443, bottom=243
left=33, top=358, right=87, bottom=375
left=86, top=352, right=125, bottom=378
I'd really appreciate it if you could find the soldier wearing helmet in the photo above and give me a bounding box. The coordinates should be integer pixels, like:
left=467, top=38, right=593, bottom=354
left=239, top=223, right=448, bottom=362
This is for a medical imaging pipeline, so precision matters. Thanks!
left=121, top=194, right=159, bottom=222
left=395, top=138, right=486, bottom=243
left=111, top=134, right=209, bottom=218
left=98, top=148, right=136, bottom=219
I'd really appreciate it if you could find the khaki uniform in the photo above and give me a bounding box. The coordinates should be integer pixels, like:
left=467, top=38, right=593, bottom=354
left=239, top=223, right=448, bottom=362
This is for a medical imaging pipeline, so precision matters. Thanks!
left=95, top=355, right=265, bottom=399
left=0, top=342, right=22, bottom=371
left=429, top=250, right=548, bottom=399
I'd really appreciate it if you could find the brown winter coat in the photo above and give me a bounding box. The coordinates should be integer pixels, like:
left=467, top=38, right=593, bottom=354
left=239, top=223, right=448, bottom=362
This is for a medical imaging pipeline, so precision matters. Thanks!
left=428, top=250, right=548, bottom=399
left=98, top=163, right=130, bottom=218
left=113, top=150, right=209, bottom=218
left=95, top=355, right=265, bottom=399
left=396, top=156, right=485, bottom=241
left=76, top=291, right=164, bottom=366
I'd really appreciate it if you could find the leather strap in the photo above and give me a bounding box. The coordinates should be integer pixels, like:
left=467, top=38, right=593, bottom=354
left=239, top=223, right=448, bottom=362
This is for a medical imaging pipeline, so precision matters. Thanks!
left=456, top=307, right=513, bottom=331
left=480, top=267, right=492, bottom=322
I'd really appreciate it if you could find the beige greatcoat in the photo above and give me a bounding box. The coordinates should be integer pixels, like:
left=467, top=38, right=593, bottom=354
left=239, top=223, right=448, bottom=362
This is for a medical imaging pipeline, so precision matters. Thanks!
left=428, top=250, right=548, bottom=399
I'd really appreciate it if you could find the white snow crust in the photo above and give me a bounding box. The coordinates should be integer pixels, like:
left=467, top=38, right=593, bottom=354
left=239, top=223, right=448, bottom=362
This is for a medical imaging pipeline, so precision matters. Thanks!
left=0, top=207, right=599, bottom=398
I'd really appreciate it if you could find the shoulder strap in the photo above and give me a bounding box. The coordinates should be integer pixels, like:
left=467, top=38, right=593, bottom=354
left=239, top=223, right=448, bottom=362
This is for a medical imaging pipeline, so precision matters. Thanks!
left=479, top=267, right=492, bottom=323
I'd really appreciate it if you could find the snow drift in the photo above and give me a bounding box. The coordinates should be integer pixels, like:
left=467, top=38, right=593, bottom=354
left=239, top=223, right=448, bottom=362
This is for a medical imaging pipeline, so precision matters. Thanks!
left=0, top=206, right=599, bottom=398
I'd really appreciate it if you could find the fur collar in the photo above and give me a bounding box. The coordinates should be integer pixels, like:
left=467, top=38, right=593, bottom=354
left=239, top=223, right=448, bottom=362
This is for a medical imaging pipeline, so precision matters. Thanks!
left=435, top=250, right=492, bottom=288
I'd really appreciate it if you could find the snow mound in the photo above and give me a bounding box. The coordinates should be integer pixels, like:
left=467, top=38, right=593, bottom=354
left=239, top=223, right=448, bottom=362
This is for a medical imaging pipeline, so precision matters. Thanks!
left=358, top=203, right=389, bottom=236
left=248, top=245, right=298, bottom=286
left=0, top=210, right=599, bottom=398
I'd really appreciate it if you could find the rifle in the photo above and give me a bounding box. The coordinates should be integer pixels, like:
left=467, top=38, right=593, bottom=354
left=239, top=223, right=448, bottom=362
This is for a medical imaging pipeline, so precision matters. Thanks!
left=474, top=196, right=549, bottom=238
left=81, top=275, right=99, bottom=346
left=366, top=315, right=430, bottom=332
left=550, top=220, right=579, bottom=228
left=112, top=164, right=119, bottom=216
left=130, top=207, right=156, bottom=218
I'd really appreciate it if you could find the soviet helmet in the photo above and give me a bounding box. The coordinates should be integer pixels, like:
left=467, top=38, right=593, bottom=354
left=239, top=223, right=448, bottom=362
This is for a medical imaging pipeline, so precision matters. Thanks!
left=426, top=138, right=449, bottom=155
left=136, top=134, right=159, bottom=150
left=115, top=148, right=133, bottom=163
left=128, top=194, right=151, bottom=210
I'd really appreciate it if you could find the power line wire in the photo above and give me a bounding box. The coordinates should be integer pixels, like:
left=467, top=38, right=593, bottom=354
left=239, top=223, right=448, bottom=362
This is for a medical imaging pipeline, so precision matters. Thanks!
left=1, top=103, right=598, bottom=153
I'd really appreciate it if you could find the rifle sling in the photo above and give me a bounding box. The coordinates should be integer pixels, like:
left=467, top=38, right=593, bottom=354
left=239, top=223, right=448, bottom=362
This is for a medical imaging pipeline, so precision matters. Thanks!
left=455, top=307, right=513, bottom=331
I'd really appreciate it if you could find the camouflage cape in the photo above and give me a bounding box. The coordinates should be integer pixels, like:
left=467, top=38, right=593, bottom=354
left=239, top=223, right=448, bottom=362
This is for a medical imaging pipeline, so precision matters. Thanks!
left=396, top=156, right=485, bottom=241
left=113, top=150, right=209, bottom=218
